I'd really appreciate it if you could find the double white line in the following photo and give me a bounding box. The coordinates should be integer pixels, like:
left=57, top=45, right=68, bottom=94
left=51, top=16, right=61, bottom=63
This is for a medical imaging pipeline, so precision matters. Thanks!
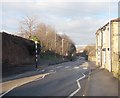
left=68, top=73, right=86, bottom=98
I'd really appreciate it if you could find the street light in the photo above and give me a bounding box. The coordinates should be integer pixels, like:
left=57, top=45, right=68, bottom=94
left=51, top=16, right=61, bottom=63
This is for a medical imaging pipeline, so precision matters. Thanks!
left=62, top=39, right=64, bottom=55
left=35, top=41, right=38, bottom=68
left=55, top=33, right=56, bottom=58
left=46, top=31, right=48, bottom=49
left=62, top=38, right=64, bottom=60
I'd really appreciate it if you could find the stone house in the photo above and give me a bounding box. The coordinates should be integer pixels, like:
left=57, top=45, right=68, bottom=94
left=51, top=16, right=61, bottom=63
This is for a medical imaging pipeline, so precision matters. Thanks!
left=96, top=18, right=120, bottom=78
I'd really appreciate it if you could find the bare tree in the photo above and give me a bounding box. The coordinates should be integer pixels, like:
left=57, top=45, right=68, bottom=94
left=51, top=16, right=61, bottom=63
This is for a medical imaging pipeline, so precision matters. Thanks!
left=19, top=16, right=38, bottom=39
left=61, top=34, right=76, bottom=56
left=35, top=23, right=58, bottom=51
left=84, top=45, right=96, bottom=56
left=46, top=26, right=56, bottom=51
left=19, top=15, right=76, bottom=58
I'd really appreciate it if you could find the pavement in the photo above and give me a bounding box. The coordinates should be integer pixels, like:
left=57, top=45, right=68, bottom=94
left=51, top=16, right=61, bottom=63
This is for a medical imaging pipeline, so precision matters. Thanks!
left=85, top=61, right=119, bottom=96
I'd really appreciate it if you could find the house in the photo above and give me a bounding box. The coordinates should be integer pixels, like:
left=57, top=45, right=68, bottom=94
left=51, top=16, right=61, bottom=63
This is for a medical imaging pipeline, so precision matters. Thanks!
left=96, top=18, right=120, bottom=78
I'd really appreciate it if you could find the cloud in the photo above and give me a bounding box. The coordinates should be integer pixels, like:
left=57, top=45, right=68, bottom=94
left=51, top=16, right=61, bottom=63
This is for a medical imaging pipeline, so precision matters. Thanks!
left=1, top=1, right=118, bottom=45
left=2, top=0, right=120, bottom=2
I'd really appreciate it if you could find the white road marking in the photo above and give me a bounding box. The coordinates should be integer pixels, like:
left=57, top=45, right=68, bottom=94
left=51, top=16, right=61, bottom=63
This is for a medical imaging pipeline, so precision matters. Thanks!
left=56, top=66, right=62, bottom=68
left=81, top=62, right=88, bottom=67
left=1, top=78, right=42, bottom=97
left=49, top=71, right=56, bottom=74
left=33, top=74, right=46, bottom=81
left=2, top=69, right=45, bottom=85
left=49, top=70, right=54, bottom=72
left=1, top=72, right=54, bottom=97
left=2, top=74, right=23, bottom=85
left=41, top=70, right=45, bottom=72
left=65, top=66, right=70, bottom=69
left=34, top=70, right=56, bottom=82
left=0, top=85, right=17, bottom=97
left=74, top=66, right=79, bottom=69
left=38, top=69, right=44, bottom=72
left=83, top=67, right=87, bottom=69
left=68, top=73, right=86, bottom=98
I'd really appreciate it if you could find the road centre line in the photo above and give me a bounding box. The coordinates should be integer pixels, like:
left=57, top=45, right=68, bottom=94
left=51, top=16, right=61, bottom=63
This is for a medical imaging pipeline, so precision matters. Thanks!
left=67, top=73, right=86, bottom=98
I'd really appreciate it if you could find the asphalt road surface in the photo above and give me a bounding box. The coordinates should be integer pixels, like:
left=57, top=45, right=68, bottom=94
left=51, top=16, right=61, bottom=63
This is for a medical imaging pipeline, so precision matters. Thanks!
left=4, top=57, right=90, bottom=97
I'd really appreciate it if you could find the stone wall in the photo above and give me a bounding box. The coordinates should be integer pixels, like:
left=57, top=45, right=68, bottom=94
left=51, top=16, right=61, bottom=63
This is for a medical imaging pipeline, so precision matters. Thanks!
left=2, top=32, right=36, bottom=68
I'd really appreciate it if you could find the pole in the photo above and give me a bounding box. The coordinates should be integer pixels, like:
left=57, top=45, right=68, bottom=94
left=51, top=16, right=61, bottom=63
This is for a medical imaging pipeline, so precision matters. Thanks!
left=55, top=33, right=56, bottom=58
left=109, top=1, right=112, bottom=72
left=62, top=39, right=64, bottom=60
left=46, top=31, right=48, bottom=49
left=35, top=41, right=38, bottom=68
left=40, top=40, right=43, bottom=57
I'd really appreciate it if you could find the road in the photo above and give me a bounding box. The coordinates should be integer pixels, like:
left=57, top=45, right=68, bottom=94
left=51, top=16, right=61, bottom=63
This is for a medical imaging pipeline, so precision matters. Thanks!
left=4, top=57, right=90, bottom=97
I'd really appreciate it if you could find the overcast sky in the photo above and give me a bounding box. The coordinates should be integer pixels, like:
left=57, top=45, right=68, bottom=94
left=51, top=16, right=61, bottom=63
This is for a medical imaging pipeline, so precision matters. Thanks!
left=1, top=0, right=119, bottom=46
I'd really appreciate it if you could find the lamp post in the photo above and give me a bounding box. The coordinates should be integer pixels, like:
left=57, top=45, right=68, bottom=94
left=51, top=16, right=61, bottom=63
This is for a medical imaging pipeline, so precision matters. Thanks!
left=35, top=41, right=38, bottom=68
left=62, top=38, right=64, bottom=60
left=55, top=33, right=56, bottom=58
left=46, top=31, right=48, bottom=49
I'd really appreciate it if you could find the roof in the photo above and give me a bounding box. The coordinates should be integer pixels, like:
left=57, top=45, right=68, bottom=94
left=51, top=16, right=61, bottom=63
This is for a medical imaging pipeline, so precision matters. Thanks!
left=111, top=17, right=120, bottom=22
left=95, top=17, right=120, bottom=35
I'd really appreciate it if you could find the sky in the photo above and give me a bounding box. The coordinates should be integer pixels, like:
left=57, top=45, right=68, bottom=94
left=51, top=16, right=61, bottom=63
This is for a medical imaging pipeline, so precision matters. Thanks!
left=1, top=0, right=119, bottom=46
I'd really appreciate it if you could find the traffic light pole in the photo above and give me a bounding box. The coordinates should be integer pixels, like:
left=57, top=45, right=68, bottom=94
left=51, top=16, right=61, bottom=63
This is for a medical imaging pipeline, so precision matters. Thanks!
left=35, top=41, right=38, bottom=68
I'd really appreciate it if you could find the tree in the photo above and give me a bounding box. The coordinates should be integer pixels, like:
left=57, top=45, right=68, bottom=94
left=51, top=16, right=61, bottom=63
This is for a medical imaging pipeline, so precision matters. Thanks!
left=61, top=34, right=76, bottom=56
left=35, top=23, right=47, bottom=47
left=35, top=23, right=57, bottom=52
left=19, top=16, right=38, bottom=39
left=19, top=15, right=76, bottom=59
left=84, top=45, right=96, bottom=56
